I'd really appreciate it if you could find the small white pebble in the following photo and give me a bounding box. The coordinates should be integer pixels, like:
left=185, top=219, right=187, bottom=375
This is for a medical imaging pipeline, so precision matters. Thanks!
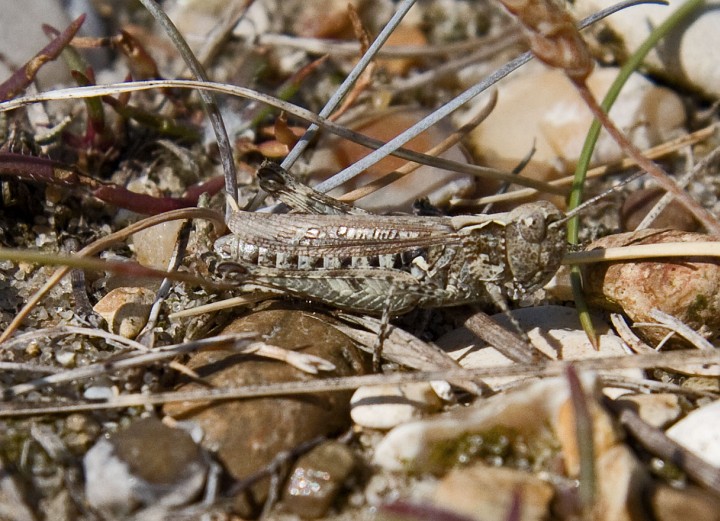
left=83, top=386, right=116, bottom=401
left=351, top=383, right=443, bottom=430
left=55, top=350, right=76, bottom=367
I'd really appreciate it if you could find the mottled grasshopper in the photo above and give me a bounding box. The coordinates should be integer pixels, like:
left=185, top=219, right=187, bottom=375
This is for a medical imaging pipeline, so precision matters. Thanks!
left=213, top=163, right=567, bottom=316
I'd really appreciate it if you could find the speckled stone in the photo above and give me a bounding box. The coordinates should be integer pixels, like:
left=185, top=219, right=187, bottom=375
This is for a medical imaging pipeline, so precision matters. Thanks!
left=83, top=418, right=208, bottom=516
left=281, top=441, right=356, bottom=518
left=163, top=308, right=369, bottom=517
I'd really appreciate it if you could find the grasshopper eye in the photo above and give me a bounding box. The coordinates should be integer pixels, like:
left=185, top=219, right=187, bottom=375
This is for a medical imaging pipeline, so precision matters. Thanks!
left=258, top=163, right=286, bottom=192
left=518, top=212, right=547, bottom=243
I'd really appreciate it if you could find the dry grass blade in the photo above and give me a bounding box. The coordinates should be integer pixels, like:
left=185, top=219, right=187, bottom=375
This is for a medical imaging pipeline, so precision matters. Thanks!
left=168, top=293, right=277, bottom=319
left=645, top=309, right=715, bottom=351
left=335, top=314, right=488, bottom=395
left=463, top=310, right=551, bottom=364
left=337, top=90, right=498, bottom=202
left=3, top=333, right=336, bottom=400
left=458, top=123, right=717, bottom=207
left=2, top=350, right=718, bottom=417
left=609, top=313, right=656, bottom=354
left=564, top=241, right=720, bottom=265
left=0, top=79, right=559, bottom=194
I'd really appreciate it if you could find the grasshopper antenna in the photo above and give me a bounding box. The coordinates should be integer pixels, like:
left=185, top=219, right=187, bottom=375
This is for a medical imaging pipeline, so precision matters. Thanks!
left=551, top=171, right=645, bottom=229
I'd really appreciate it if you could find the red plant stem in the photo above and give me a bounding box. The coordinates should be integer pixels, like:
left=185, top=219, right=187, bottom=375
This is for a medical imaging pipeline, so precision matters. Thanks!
left=572, top=80, right=720, bottom=236
left=0, top=15, right=86, bottom=102
left=0, top=153, right=224, bottom=215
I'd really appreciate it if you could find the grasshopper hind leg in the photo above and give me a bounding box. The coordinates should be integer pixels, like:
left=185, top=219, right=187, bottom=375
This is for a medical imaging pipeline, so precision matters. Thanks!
left=371, top=286, right=399, bottom=372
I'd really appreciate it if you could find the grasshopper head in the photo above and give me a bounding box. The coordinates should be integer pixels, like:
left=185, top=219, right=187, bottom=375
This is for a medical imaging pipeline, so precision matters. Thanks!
left=504, top=201, right=566, bottom=298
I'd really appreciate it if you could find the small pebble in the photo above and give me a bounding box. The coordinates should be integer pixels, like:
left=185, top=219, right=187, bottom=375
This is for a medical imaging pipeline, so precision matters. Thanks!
left=131, top=220, right=183, bottom=270
left=350, top=383, right=444, bottom=430
left=93, top=286, right=156, bottom=338
left=614, top=393, right=683, bottom=429
left=83, top=418, right=208, bottom=516
left=433, top=464, right=554, bottom=521
left=666, top=398, right=720, bottom=467
left=281, top=441, right=356, bottom=519
left=82, top=385, right=116, bottom=401
left=54, top=349, right=76, bottom=367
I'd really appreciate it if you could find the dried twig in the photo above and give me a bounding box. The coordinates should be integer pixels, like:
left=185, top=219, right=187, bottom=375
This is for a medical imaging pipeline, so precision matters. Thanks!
left=615, top=406, right=720, bottom=494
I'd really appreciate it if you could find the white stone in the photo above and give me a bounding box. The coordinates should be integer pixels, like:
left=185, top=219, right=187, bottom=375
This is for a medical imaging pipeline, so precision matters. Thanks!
left=54, top=350, right=76, bottom=367
left=436, top=306, right=642, bottom=390
left=615, top=393, right=683, bottom=428
left=666, top=399, right=720, bottom=467
left=373, top=373, right=618, bottom=473
left=464, top=67, right=685, bottom=182
left=573, top=0, right=720, bottom=99
left=351, top=382, right=443, bottom=430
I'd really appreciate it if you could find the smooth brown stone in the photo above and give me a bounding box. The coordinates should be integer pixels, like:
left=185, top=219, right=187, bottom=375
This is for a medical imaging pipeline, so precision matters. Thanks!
left=163, top=308, right=368, bottom=517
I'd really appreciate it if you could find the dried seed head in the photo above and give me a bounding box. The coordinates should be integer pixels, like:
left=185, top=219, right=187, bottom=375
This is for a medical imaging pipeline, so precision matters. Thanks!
left=499, top=0, right=594, bottom=80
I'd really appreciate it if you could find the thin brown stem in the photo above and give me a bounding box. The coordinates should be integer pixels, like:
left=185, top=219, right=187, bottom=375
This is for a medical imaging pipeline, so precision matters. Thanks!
left=572, top=80, right=720, bottom=235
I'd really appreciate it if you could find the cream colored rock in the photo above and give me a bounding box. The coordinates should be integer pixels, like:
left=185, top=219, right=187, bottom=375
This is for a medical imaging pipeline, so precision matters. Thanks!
left=595, top=445, right=649, bottom=521
left=436, top=306, right=642, bottom=389
left=573, top=0, right=720, bottom=99
left=131, top=221, right=183, bottom=270
left=350, top=382, right=443, bottom=430
left=615, top=393, right=683, bottom=428
left=433, top=464, right=554, bottom=521
left=666, top=399, right=720, bottom=467
left=93, top=287, right=156, bottom=338
left=374, top=373, right=620, bottom=476
left=465, top=67, right=685, bottom=184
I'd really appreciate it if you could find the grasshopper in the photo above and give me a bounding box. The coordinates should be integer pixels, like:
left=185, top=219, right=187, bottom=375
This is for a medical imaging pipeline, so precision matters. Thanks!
left=213, top=163, right=567, bottom=316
